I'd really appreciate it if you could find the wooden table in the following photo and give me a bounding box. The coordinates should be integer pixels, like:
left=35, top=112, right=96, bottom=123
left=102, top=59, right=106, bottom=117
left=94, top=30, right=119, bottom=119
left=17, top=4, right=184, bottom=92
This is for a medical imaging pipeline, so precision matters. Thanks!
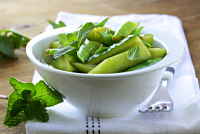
left=0, top=0, right=199, bottom=133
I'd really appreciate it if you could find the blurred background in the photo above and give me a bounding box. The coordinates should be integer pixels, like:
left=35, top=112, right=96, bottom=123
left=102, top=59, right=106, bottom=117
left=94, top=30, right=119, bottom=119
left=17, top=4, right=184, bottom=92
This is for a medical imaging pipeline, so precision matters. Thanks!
left=0, top=0, right=199, bottom=35
left=0, top=0, right=199, bottom=133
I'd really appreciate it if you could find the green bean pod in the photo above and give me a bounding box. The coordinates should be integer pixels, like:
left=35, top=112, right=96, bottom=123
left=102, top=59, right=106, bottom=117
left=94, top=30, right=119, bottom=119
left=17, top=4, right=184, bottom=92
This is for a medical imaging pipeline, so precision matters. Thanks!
left=73, top=63, right=96, bottom=73
left=126, top=58, right=162, bottom=71
left=113, top=21, right=138, bottom=42
left=141, top=34, right=154, bottom=45
left=87, top=35, right=147, bottom=65
left=51, top=55, right=77, bottom=72
left=148, top=48, right=167, bottom=58
left=87, top=27, right=114, bottom=46
left=89, top=39, right=151, bottom=74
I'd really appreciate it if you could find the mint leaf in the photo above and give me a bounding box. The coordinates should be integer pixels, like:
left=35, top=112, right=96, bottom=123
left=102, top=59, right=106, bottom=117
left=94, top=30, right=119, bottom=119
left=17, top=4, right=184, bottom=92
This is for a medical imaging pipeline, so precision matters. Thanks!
left=99, top=31, right=113, bottom=46
left=131, top=26, right=144, bottom=36
left=94, top=45, right=108, bottom=55
left=0, top=29, right=30, bottom=58
left=58, top=32, right=78, bottom=47
left=9, top=77, right=35, bottom=95
left=33, top=81, right=63, bottom=107
left=128, top=46, right=139, bottom=60
left=4, top=78, right=63, bottom=127
left=53, top=18, right=109, bottom=60
left=77, top=22, right=96, bottom=48
left=77, top=41, right=101, bottom=63
left=4, top=90, right=31, bottom=127
left=0, top=36, right=15, bottom=58
left=25, top=100, right=49, bottom=122
left=4, top=92, right=26, bottom=127
left=77, top=18, right=109, bottom=47
left=48, top=20, right=66, bottom=29
left=95, top=17, right=109, bottom=27
left=53, top=46, right=76, bottom=59
left=10, top=99, right=26, bottom=117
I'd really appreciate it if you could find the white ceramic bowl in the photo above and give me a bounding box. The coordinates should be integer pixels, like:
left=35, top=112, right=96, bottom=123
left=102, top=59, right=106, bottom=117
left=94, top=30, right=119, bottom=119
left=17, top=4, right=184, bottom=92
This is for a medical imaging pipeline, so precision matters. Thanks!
left=26, top=27, right=183, bottom=117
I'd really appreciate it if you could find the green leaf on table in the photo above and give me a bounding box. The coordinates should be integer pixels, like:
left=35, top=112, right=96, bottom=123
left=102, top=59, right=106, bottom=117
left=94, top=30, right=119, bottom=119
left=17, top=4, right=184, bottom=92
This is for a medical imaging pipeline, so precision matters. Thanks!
left=9, top=77, right=35, bottom=95
left=0, top=29, right=30, bottom=58
left=27, top=100, right=49, bottom=122
left=48, top=20, right=66, bottom=29
left=4, top=78, right=63, bottom=127
left=128, top=46, right=139, bottom=60
left=33, top=81, right=63, bottom=107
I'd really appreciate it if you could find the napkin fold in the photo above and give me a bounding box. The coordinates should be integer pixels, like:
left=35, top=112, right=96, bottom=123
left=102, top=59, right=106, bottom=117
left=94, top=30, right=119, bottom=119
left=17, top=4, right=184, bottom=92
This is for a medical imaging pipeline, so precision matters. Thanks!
left=26, top=12, right=200, bottom=134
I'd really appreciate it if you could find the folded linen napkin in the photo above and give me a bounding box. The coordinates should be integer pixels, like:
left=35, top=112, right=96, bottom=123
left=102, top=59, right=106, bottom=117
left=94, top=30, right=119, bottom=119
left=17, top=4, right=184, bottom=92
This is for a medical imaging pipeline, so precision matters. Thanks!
left=26, top=12, right=200, bottom=134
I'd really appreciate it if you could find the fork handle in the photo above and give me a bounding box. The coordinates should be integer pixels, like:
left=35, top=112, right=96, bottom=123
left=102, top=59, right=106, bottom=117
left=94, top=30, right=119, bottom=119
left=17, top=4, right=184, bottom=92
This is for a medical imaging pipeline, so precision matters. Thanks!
left=0, top=94, right=8, bottom=100
left=138, top=67, right=175, bottom=113
left=163, top=67, right=175, bottom=81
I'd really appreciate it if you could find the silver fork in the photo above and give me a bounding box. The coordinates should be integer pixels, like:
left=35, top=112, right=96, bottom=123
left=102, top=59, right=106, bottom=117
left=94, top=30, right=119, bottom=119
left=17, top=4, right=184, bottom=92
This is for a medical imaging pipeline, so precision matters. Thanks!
left=138, top=67, right=175, bottom=113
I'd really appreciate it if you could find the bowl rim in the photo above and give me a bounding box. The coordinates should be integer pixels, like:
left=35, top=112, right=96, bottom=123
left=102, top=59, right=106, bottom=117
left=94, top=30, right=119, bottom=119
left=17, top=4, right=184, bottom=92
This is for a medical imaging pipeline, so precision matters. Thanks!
left=26, top=27, right=184, bottom=78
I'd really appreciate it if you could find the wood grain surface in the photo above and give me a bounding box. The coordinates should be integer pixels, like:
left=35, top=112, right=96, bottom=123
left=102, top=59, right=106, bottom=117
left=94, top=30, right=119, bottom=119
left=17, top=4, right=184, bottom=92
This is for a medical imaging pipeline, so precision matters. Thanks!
left=0, top=0, right=200, bottom=133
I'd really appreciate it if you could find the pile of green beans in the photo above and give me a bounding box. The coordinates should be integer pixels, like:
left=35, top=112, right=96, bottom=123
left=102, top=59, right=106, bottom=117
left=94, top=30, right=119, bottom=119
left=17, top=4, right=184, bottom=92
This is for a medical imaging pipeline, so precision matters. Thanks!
left=44, top=20, right=167, bottom=74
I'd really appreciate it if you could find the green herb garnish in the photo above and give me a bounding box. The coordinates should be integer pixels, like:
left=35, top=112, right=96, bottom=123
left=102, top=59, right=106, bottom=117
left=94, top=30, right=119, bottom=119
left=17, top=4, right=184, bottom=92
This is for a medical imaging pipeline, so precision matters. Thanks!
left=49, top=18, right=109, bottom=60
left=0, top=29, right=30, bottom=59
left=4, top=78, right=63, bottom=127
left=132, top=26, right=144, bottom=36
left=48, top=20, right=66, bottom=29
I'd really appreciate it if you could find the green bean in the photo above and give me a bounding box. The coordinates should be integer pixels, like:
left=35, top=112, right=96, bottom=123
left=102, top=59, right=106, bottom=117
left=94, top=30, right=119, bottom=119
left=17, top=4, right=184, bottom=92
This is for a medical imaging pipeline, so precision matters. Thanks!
left=49, top=41, right=62, bottom=48
left=73, top=63, right=96, bottom=73
left=126, top=58, right=162, bottom=71
left=87, top=35, right=145, bottom=65
left=45, top=20, right=168, bottom=74
left=141, top=34, right=154, bottom=45
left=87, top=27, right=114, bottom=46
left=113, top=21, right=138, bottom=42
left=51, top=54, right=77, bottom=72
left=89, top=40, right=151, bottom=74
left=148, top=48, right=167, bottom=58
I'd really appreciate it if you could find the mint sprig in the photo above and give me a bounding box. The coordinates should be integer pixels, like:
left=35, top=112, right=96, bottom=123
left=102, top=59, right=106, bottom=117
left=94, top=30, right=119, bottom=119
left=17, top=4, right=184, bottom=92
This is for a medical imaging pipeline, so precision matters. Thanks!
left=4, top=78, right=63, bottom=127
left=48, top=20, right=66, bottom=29
left=50, top=18, right=109, bottom=60
left=0, top=30, right=30, bottom=59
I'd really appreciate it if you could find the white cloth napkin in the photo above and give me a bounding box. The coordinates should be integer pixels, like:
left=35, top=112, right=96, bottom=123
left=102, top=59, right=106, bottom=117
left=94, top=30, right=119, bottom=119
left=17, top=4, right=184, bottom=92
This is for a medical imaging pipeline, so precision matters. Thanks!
left=26, top=12, right=200, bottom=134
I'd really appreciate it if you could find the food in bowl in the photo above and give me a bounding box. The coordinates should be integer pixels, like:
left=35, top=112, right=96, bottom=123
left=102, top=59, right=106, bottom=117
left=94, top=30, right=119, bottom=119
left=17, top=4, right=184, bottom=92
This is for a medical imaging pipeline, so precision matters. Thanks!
left=27, top=17, right=183, bottom=117
left=43, top=18, right=167, bottom=74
